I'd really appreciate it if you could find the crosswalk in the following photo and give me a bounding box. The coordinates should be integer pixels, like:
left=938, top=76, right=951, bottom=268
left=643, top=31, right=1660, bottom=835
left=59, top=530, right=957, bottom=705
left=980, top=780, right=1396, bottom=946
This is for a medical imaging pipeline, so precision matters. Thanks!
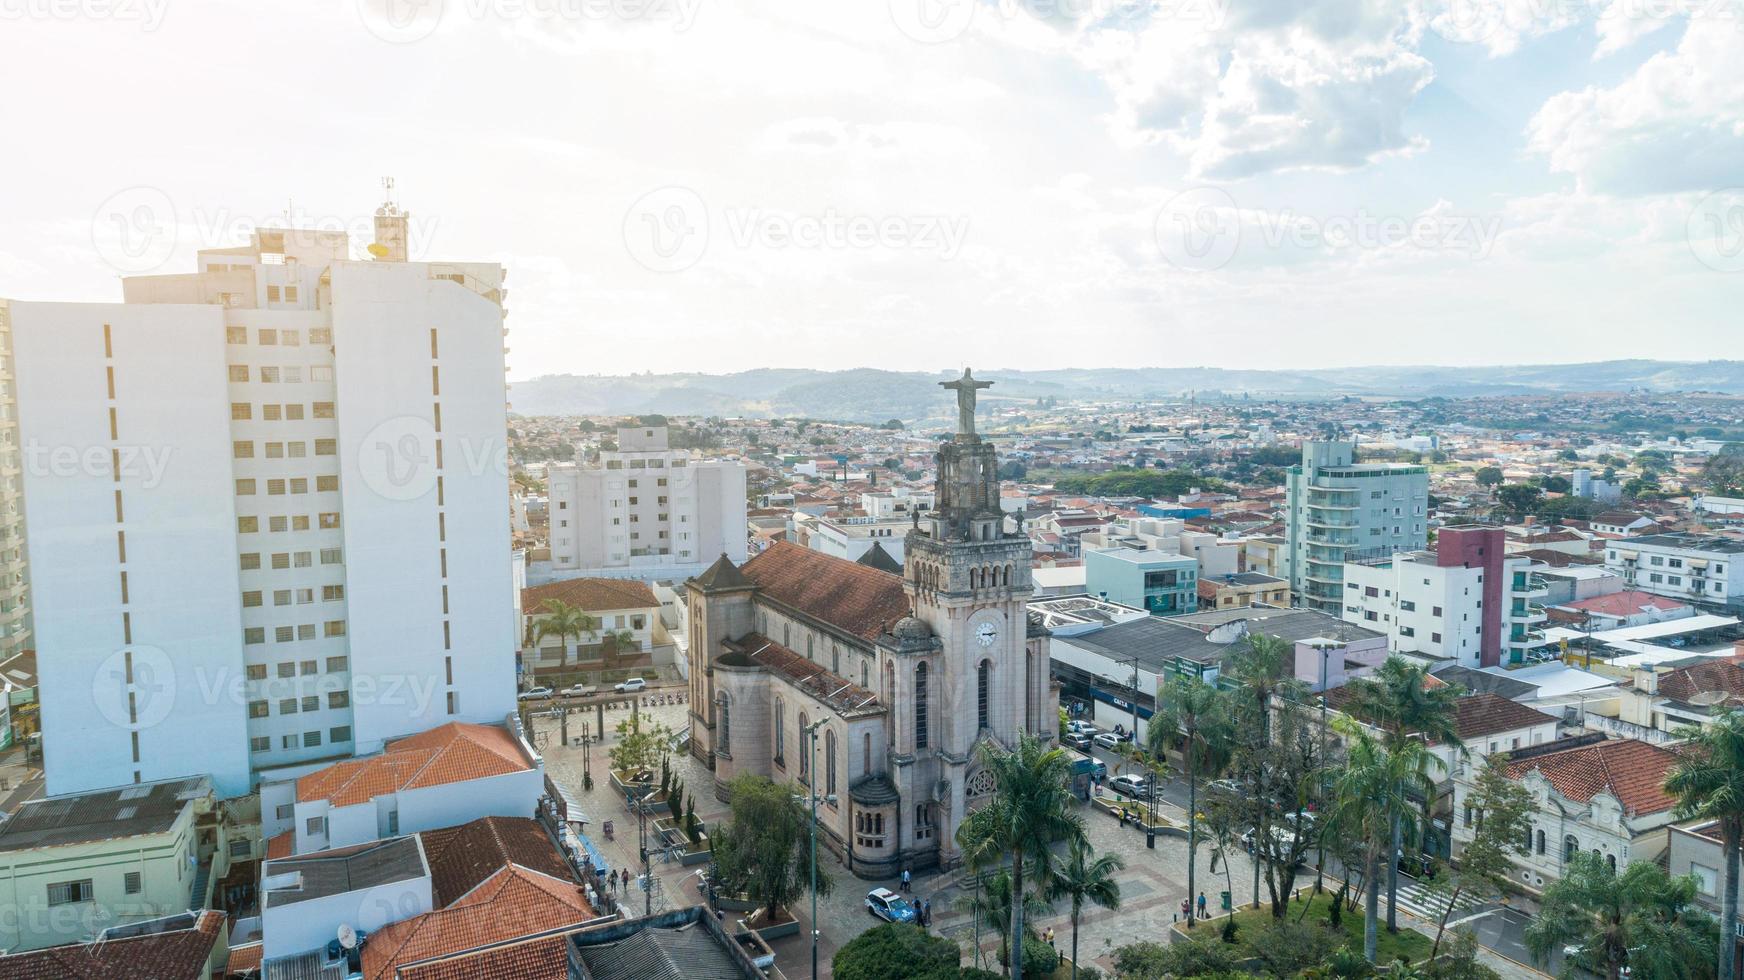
left=1391, top=872, right=1484, bottom=923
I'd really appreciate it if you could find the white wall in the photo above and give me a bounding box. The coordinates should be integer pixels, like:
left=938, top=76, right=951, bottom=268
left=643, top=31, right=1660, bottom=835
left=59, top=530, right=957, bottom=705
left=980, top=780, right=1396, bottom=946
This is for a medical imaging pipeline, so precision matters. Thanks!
left=261, top=875, right=432, bottom=958
left=12, top=302, right=253, bottom=797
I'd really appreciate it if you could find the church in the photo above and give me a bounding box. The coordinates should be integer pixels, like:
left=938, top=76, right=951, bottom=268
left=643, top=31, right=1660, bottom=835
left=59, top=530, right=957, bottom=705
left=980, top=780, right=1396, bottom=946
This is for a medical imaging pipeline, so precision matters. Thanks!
left=685, top=370, right=1060, bottom=878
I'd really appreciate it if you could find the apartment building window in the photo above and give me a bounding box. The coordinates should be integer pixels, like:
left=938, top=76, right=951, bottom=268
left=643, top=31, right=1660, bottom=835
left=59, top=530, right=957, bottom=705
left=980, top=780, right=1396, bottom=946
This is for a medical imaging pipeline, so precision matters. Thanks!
left=265, top=443, right=284, bottom=460
left=282, top=366, right=302, bottom=383
left=1400, top=600, right=1416, bottom=612
left=279, top=698, right=298, bottom=715
left=326, top=655, right=348, bottom=672
left=313, top=401, right=334, bottom=418
left=319, top=513, right=340, bottom=529
left=231, top=402, right=252, bottom=420
left=294, top=552, right=311, bottom=567
left=281, top=326, right=300, bottom=343
left=300, top=660, right=316, bottom=675
left=266, top=287, right=281, bottom=304
left=244, top=627, right=265, bottom=644
left=251, top=737, right=271, bottom=752
left=324, top=620, right=346, bottom=638
left=297, top=624, right=316, bottom=640
left=291, top=516, right=310, bottom=531
left=236, top=479, right=256, bottom=495
left=1432, top=606, right=1442, bottom=617
left=259, top=328, right=278, bottom=344
left=1432, top=632, right=1442, bottom=643
left=287, top=441, right=306, bottom=458
left=311, top=328, right=331, bottom=344
left=317, top=476, right=338, bottom=492
left=226, top=326, right=247, bottom=344
left=229, top=365, right=248, bottom=382
left=238, top=516, right=259, bottom=533
left=329, top=691, right=349, bottom=709
left=246, top=664, right=266, bottom=681
left=271, top=552, right=290, bottom=569
left=315, top=439, right=336, bottom=456
left=242, top=591, right=263, bottom=608
left=312, top=366, right=333, bottom=382
left=248, top=700, right=268, bottom=718
left=306, top=817, right=325, bottom=836
left=323, top=585, right=344, bottom=601
left=301, top=695, right=319, bottom=712
left=269, top=516, right=288, bottom=533
left=259, top=367, right=279, bottom=383
left=47, top=880, right=93, bottom=906
left=262, top=404, right=281, bottom=420
left=283, top=735, right=299, bottom=749
left=275, top=626, right=294, bottom=643
left=123, top=871, right=142, bottom=895
left=233, top=441, right=254, bottom=459
left=330, top=726, right=351, bottom=743
left=446, top=691, right=459, bottom=714
left=320, top=548, right=342, bottom=564
left=271, top=589, right=290, bottom=606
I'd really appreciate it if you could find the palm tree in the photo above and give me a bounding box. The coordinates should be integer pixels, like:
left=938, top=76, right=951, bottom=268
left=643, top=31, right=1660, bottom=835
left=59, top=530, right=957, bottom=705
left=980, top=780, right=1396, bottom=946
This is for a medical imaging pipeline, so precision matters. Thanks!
left=956, top=867, right=1050, bottom=972
left=1326, top=719, right=1434, bottom=963
left=1525, top=853, right=1719, bottom=980
left=531, top=599, right=598, bottom=667
left=956, top=732, right=1086, bottom=980
left=1665, top=709, right=1744, bottom=980
left=1346, top=658, right=1465, bottom=932
left=1043, top=839, right=1124, bottom=980
left=1149, top=676, right=1230, bottom=931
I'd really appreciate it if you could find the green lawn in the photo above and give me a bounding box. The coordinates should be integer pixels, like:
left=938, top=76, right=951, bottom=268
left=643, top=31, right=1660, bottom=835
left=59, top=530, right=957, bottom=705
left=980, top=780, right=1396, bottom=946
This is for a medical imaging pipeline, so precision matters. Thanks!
left=1207, top=891, right=1435, bottom=966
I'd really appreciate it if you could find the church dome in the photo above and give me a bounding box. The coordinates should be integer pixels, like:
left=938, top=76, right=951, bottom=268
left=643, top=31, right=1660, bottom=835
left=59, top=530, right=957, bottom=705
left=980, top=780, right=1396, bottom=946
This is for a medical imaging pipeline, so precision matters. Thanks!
left=892, top=616, right=932, bottom=642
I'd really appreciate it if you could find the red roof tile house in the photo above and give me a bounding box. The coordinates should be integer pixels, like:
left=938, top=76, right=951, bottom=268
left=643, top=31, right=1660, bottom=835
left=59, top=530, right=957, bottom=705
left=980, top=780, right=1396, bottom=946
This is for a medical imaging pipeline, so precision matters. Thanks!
left=261, top=722, right=543, bottom=854
left=0, top=910, right=227, bottom=980
left=1451, top=736, right=1681, bottom=894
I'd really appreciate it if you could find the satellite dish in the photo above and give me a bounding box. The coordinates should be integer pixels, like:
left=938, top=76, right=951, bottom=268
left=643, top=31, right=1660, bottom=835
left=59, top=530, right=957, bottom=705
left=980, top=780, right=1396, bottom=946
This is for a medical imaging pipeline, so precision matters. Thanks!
left=366, top=243, right=390, bottom=258
left=338, top=923, right=358, bottom=950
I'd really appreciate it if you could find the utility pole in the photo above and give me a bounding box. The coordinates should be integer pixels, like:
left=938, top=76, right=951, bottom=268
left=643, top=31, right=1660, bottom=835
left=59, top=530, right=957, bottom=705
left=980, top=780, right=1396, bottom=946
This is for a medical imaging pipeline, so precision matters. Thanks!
left=629, top=789, right=651, bottom=916
left=804, top=719, right=834, bottom=980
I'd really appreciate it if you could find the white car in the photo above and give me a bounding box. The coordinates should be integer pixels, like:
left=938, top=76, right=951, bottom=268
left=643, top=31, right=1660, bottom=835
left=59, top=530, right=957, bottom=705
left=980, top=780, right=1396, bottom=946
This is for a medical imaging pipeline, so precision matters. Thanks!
left=1108, top=774, right=1150, bottom=798
left=518, top=686, right=553, bottom=701
left=560, top=684, right=596, bottom=698
left=1066, top=720, right=1098, bottom=736
left=615, top=678, right=647, bottom=693
left=865, top=887, right=917, bottom=923
left=1092, top=731, right=1123, bottom=750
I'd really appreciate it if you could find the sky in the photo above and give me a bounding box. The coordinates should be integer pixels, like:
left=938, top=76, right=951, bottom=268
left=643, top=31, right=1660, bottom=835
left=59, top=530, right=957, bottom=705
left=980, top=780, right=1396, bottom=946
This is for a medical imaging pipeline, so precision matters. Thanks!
left=0, top=0, right=1740, bottom=381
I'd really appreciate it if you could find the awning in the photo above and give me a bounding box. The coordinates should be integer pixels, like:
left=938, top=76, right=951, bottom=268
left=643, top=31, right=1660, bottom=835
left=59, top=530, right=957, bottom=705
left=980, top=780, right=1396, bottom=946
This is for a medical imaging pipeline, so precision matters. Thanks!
left=571, top=828, right=610, bottom=878
left=553, top=782, right=591, bottom=826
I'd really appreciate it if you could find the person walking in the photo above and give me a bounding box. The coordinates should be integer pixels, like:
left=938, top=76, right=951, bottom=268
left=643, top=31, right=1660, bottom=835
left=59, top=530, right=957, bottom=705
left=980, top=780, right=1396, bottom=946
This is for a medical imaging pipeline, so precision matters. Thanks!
left=1180, top=898, right=1190, bottom=922
left=1197, top=892, right=1207, bottom=919
left=1045, top=926, right=1055, bottom=949
left=901, top=867, right=911, bottom=892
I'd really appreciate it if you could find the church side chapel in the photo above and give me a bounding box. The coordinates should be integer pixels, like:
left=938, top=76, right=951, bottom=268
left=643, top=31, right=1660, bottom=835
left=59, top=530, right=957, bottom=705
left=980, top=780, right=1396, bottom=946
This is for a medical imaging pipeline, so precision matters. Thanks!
left=686, top=370, right=1059, bottom=878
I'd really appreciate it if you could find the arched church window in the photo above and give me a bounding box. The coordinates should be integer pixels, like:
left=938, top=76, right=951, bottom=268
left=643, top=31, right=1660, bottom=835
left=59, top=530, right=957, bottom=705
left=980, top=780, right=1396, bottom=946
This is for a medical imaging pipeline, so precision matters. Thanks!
left=915, top=663, right=929, bottom=749
left=1563, top=835, right=1578, bottom=862
left=977, top=660, right=990, bottom=731
left=773, top=698, right=785, bottom=766
left=825, top=729, right=838, bottom=797
left=798, top=713, right=810, bottom=778
left=863, top=732, right=872, bottom=776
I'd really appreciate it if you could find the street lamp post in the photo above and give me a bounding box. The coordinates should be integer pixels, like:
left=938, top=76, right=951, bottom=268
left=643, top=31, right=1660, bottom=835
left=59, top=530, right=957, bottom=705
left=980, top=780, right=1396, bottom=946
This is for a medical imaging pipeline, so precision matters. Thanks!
left=628, top=789, right=652, bottom=917
left=1310, top=640, right=1340, bottom=890
left=804, top=719, right=834, bottom=980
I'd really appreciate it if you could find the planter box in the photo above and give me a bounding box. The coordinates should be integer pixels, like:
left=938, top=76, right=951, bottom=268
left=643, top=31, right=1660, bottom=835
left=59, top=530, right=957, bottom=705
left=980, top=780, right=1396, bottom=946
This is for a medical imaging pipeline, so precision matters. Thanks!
left=714, top=894, right=761, bottom=914
left=611, top=769, right=657, bottom=799
left=734, top=910, right=801, bottom=942
left=652, top=819, right=712, bottom=865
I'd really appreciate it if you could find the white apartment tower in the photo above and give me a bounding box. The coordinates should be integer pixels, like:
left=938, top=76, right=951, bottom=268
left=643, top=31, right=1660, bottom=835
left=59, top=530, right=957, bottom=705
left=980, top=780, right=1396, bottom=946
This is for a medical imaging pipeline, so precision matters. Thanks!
left=0, top=303, right=29, bottom=659
left=543, top=425, right=746, bottom=583
left=10, top=207, right=517, bottom=798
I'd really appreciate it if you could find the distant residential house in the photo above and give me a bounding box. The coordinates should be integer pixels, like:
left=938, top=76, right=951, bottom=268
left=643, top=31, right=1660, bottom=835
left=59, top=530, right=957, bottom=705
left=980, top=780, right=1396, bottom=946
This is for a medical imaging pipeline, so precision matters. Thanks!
left=1666, top=820, right=1744, bottom=973
left=1617, top=653, right=1744, bottom=734
left=1452, top=736, right=1680, bottom=894
left=1547, top=590, right=1693, bottom=631
left=260, top=722, right=544, bottom=855
left=0, top=910, right=227, bottom=980
left=1195, top=572, right=1289, bottom=611
left=520, top=577, right=667, bottom=675
left=1590, top=511, right=1663, bottom=538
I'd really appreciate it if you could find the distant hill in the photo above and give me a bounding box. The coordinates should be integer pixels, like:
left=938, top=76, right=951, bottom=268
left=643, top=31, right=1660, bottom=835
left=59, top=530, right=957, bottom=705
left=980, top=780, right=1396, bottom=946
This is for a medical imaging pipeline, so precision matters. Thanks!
left=507, top=361, right=1744, bottom=422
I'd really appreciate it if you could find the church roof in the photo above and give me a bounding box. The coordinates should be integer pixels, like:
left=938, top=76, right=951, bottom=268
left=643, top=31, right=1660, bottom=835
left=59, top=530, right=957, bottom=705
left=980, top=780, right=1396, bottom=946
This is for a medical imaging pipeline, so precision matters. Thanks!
left=740, top=541, right=910, bottom=641
left=690, top=552, right=754, bottom=592
left=857, top=541, right=904, bottom=575
left=723, top=633, right=882, bottom=717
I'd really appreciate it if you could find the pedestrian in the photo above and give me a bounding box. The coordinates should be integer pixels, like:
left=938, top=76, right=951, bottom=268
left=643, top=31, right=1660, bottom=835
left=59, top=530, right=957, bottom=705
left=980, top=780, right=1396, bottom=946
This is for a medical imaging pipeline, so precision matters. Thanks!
left=922, top=899, right=931, bottom=927
left=1045, top=926, right=1055, bottom=949
left=1197, top=892, right=1207, bottom=919
left=1180, top=898, right=1190, bottom=921
left=901, top=867, right=911, bottom=892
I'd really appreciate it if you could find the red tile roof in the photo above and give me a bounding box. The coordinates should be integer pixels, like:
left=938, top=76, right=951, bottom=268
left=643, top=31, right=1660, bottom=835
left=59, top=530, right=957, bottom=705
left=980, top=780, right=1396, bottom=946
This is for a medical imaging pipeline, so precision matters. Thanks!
left=1451, top=693, right=1558, bottom=740
left=522, top=577, right=659, bottom=614
left=724, top=633, right=880, bottom=717
left=396, top=933, right=570, bottom=980
left=297, top=723, right=531, bottom=806
left=1505, top=738, right=1680, bottom=815
left=1654, top=657, right=1744, bottom=707
left=0, top=910, right=224, bottom=980
left=419, top=817, right=573, bottom=907
left=265, top=829, right=293, bottom=859
left=1558, top=590, right=1690, bottom=619
left=360, top=866, right=595, bottom=980
left=739, top=541, right=910, bottom=641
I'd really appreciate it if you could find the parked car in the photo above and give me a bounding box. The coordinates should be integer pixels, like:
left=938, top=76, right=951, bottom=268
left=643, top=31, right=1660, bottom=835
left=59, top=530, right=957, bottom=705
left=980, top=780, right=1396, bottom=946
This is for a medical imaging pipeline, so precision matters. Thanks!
left=1066, top=720, right=1098, bottom=736
left=1205, top=778, right=1244, bottom=798
left=1092, top=731, right=1124, bottom=750
left=518, top=686, right=553, bottom=701
left=560, top=684, right=597, bottom=698
left=1062, top=731, right=1093, bottom=750
left=865, top=887, right=917, bottom=923
left=1108, top=774, right=1150, bottom=798
left=615, top=677, right=647, bottom=693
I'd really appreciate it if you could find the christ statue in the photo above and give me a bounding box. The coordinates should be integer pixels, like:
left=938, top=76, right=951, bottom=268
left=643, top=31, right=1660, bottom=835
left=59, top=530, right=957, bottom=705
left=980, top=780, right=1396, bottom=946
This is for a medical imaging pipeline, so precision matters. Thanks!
left=940, top=368, right=993, bottom=438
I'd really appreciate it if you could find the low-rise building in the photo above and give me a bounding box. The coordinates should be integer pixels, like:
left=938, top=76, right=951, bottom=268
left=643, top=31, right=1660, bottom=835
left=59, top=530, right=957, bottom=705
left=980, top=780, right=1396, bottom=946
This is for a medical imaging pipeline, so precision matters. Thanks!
left=1452, top=735, right=1681, bottom=894
left=1084, top=547, right=1198, bottom=617
left=260, top=721, right=543, bottom=855
left=1196, top=572, right=1289, bottom=610
left=520, top=577, right=668, bottom=680
left=1606, top=533, right=1744, bottom=609
left=1617, top=653, right=1744, bottom=734
left=0, top=776, right=216, bottom=951
left=1547, top=590, right=1693, bottom=631
left=1666, top=821, right=1744, bottom=972
left=0, top=910, right=228, bottom=980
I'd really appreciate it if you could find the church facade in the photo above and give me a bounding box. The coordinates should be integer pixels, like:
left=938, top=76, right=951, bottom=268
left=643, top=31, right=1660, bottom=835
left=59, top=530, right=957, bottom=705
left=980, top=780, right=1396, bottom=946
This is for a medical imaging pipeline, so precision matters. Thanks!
left=685, top=371, right=1059, bottom=878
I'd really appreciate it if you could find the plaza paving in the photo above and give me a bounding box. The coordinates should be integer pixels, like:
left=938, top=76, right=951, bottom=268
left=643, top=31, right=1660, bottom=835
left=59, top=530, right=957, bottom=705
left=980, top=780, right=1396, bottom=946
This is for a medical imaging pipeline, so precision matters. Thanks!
left=531, top=695, right=1544, bottom=979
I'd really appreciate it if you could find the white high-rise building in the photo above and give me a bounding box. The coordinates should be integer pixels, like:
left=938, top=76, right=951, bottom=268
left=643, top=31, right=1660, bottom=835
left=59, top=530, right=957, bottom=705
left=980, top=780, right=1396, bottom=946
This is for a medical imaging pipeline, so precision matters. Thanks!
left=10, top=208, right=517, bottom=798
left=540, top=425, right=746, bottom=584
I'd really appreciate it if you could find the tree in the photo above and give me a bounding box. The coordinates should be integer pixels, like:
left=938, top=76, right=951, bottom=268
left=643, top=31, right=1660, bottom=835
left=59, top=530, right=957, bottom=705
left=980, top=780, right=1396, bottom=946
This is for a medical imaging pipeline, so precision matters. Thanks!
left=1540, top=475, right=1572, bottom=495
left=608, top=720, right=674, bottom=774
left=1226, top=633, right=1321, bottom=917
left=832, top=922, right=967, bottom=980
left=530, top=599, right=599, bottom=663
left=1496, top=483, right=1543, bottom=517
left=1149, top=676, right=1231, bottom=931
left=1664, top=710, right=1744, bottom=980
left=1327, top=720, right=1436, bottom=963
left=1423, top=756, right=1532, bottom=957
left=1042, top=839, right=1124, bottom=980
left=1701, top=446, right=1744, bottom=498
left=1345, top=658, right=1465, bottom=935
left=1524, top=854, right=1718, bottom=980
left=709, top=773, right=832, bottom=919
left=1474, top=466, right=1504, bottom=488
left=955, top=733, right=1086, bottom=980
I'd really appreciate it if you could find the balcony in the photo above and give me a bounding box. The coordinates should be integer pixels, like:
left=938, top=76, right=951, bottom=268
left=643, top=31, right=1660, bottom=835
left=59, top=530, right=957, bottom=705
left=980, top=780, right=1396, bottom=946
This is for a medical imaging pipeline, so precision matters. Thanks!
left=1511, top=575, right=1550, bottom=599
